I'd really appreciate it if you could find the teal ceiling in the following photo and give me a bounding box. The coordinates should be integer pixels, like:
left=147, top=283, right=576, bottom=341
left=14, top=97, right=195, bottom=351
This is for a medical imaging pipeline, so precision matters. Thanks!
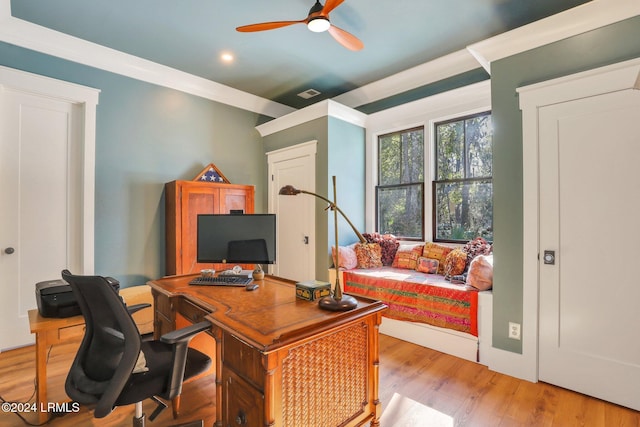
left=11, top=0, right=590, bottom=112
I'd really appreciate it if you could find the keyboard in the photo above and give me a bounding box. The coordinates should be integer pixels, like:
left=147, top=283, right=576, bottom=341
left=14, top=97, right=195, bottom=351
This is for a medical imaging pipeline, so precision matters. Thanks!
left=189, top=275, right=252, bottom=287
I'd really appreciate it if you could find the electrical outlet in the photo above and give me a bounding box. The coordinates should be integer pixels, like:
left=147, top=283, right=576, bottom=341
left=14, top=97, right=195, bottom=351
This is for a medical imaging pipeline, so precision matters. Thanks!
left=508, top=322, right=521, bottom=340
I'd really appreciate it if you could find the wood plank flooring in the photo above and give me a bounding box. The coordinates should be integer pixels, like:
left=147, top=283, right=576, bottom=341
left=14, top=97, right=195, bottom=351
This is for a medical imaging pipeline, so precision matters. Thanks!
left=0, top=334, right=637, bottom=426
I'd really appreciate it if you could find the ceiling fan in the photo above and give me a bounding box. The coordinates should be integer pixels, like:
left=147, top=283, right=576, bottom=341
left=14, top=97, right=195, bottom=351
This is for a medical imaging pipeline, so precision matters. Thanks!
left=236, top=0, right=364, bottom=51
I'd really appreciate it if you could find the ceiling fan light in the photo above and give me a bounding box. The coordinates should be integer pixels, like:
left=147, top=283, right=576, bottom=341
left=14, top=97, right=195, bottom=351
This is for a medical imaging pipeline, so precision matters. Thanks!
left=307, top=17, right=330, bottom=33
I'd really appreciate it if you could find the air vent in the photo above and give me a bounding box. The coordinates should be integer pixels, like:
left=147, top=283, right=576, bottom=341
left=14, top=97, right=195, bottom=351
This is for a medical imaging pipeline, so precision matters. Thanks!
left=297, top=88, right=321, bottom=99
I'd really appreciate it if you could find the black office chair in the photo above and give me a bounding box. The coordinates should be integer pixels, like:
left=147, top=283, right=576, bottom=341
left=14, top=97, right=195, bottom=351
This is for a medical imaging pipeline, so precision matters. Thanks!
left=61, top=270, right=212, bottom=427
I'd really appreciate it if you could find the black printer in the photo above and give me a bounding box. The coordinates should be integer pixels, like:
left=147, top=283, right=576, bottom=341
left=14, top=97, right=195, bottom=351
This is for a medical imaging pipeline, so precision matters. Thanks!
left=35, top=277, right=120, bottom=318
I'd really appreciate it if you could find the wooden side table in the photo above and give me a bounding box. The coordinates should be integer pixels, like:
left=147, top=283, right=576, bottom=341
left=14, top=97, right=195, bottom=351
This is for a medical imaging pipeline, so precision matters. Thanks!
left=27, top=285, right=154, bottom=423
left=28, top=309, right=84, bottom=423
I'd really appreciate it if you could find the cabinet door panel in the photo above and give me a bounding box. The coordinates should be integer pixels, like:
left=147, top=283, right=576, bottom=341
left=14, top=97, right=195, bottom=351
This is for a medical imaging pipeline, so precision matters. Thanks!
left=220, top=187, right=254, bottom=214
left=180, top=186, right=219, bottom=274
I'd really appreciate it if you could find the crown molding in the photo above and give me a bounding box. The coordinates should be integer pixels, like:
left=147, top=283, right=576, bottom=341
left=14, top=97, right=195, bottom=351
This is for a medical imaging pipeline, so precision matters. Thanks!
left=0, top=2, right=295, bottom=119
left=333, top=49, right=480, bottom=109
left=467, top=0, right=640, bottom=73
left=335, top=0, right=640, bottom=108
left=256, top=99, right=367, bottom=137
left=2, top=0, right=637, bottom=119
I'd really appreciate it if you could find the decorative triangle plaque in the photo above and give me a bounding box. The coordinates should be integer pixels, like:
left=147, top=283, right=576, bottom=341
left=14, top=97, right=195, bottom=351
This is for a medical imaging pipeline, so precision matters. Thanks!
left=192, top=163, right=230, bottom=183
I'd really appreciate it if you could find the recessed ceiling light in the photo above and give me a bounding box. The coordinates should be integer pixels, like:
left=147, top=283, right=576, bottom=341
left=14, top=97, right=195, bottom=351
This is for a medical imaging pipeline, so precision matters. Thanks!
left=220, top=52, right=234, bottom=63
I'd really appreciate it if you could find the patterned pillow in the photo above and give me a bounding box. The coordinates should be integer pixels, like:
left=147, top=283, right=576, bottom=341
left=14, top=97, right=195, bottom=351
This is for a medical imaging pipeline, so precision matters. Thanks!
left=422, top=243, right=453, bottom=275
left=331, top=244, right=358, bottom=270
left=391, top=244, right=423, bottom=270
left=443, top=248, right=467, bottom=277
left=355, top=243, right=383, bottom=269
left=416, top=257, right=439, bottom=274
left=363, top=233, right=399, bottom=266
left=463, top=237, right=493, bottom=265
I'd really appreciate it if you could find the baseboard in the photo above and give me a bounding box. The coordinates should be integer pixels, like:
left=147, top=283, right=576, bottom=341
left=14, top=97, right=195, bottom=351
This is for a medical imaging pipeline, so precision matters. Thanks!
left=380, top=317, right=480, bottom=363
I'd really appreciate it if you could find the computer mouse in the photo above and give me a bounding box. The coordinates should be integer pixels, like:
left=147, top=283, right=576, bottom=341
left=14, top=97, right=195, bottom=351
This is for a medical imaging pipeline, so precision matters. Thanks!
left=246, top=283, right=259, bottom=291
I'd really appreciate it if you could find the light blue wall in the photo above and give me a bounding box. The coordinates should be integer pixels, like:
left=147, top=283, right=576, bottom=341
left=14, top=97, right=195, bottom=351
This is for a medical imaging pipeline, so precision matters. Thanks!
left=0, top=42, right=266, bottom=287
left=490, top=15, right=640, bottom=353
left=327, top=117, right=366, bottom=249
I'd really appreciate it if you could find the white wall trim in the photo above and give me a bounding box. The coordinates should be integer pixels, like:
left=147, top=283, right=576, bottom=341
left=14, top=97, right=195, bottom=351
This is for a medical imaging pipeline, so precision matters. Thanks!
left=2, top=0, right=637, bottom=118
left=256, top=99, right=367, bottom=137
left=0, top=65, right=100, bottom=274
left=0, top=1, right=294, bottom=119
left=514, top=57, right=640, bottom=384
left=364, top=81, right=491, bottom=236
left=334, top=0, right=640, bottom=109
left=468, top=0, right=640, bottom=73
left=333, top=50, right=481, bottom=108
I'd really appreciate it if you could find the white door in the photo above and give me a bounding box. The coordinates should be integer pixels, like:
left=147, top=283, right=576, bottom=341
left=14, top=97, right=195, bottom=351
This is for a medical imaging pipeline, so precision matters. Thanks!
left=0, top=89, right=81, bottom=350
left=267, top=141, right=316, bottom=282
left=538, top=88, right=640, bottom=410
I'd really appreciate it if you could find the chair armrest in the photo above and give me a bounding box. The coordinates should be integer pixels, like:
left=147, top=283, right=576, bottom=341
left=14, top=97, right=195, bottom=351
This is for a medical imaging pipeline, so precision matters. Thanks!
left=161, top=320, right=212, bottom=400
left=126, top=303, right=151, bottom=315
left=160, top=321, right=211, bottom=344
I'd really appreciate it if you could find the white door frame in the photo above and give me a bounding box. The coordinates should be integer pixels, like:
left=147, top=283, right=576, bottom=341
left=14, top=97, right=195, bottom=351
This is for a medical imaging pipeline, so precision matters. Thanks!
left=0, top=66, right=99, bottom=274
left=496, top=58, right=640, bottom=382
left=267, top=140, right=317, bottom=279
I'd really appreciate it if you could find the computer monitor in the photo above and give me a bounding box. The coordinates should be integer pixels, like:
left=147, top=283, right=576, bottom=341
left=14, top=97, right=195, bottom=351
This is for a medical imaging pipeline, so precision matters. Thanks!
left=196, top=214, right=276, bottom=264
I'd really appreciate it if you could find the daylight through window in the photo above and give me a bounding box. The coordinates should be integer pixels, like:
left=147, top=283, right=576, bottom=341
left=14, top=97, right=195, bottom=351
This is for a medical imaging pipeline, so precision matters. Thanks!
left=376, top=127, right=424, bottom=240
left=433, top=112, right=493, bottom=242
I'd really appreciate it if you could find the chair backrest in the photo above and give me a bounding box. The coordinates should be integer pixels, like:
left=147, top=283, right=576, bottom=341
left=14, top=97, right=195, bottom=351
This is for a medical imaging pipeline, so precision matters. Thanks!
left=61, top=269, right=141, bottom=418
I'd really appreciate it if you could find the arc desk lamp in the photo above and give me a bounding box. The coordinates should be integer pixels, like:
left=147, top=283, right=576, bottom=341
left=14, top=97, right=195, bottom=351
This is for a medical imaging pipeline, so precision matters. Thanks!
left=279, top=176, right=365, bottom=311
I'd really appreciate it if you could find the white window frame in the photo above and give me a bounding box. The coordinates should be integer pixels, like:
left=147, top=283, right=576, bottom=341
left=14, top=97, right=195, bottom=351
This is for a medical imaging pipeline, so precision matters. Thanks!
left=365, top=80, right=491, bottom=241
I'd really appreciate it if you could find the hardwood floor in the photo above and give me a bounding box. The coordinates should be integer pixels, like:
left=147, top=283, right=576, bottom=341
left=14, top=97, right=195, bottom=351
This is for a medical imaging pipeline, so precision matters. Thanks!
left=0, top=334, right=637, bottom=427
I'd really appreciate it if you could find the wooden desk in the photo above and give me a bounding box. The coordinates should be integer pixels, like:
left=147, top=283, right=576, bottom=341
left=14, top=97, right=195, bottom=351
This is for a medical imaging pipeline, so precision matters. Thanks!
left=27, top=285, right=154, bottom=423
left=148, top=274, right=386, bottom=427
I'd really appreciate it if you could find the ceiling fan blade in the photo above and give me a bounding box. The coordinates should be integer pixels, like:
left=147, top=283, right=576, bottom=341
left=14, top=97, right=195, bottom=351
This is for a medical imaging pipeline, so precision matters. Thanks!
left=328, top=25, right=363, bottom=51
left=321, top=0, right=345, bottom=16
left=236, top=20, right=304, bottom=32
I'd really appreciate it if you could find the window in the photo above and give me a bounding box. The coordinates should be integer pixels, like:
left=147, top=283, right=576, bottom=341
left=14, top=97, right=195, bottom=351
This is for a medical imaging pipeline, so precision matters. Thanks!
left=376, top=127, right=424, bottom=240
left=433, top=112, right=493, bottom=242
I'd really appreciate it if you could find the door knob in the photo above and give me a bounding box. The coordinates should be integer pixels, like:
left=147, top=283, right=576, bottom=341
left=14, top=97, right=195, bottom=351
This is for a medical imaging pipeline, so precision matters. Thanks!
left=4, top=247, right=15, bottom=254
left=543, top=250, right=555, bottom=265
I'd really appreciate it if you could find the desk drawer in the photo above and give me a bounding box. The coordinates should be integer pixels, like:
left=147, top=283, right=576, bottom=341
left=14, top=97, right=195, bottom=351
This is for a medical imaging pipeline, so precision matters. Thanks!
left=223, top=366, right=264, bottom=427
left=59, top=324, right=85, bottom=341
left=223, top=332, right=264, bottom=389
left=178, top=299, right=208, bottom=324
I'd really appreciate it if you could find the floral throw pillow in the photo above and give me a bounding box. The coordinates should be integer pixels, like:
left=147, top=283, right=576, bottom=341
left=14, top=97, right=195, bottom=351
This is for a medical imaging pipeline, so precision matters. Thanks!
left=355, top=243, right=383, bottom=269
left=363, top=232, right=399, bottom=266
left=416, top=257, right=439, bottom=274
left=391, top=244, right=423, bottom=270
left=463, top=237, right=493, bottom=264
left=422, top=242, right=453, bottom=275
left=443, top=248, right=467, bottom=277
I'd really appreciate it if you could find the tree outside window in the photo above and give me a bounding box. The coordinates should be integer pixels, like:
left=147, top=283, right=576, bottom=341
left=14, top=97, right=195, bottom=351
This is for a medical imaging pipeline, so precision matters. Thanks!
left=376, top=127, right=424, bottom=240
left=433, top=112, right=493, bottom=242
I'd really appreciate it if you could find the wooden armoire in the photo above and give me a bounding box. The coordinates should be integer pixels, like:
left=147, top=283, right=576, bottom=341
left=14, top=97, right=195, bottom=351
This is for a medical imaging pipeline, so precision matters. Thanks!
left=165, top=180, right=255, bottom=275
